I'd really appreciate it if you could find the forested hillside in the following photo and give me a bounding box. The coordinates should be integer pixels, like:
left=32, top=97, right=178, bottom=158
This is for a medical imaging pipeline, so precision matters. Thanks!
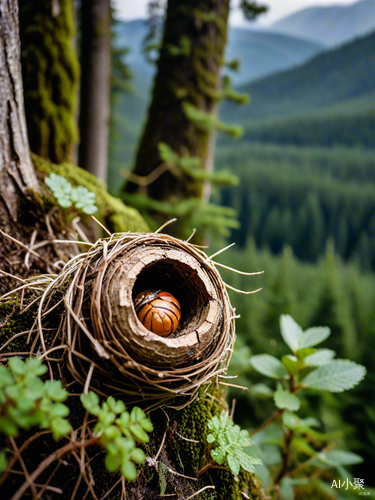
left=272, top=0, right=375, bottom=46
left=218, top=29, right=375, bottom=271
left=223, top=29, right=375, bottom=120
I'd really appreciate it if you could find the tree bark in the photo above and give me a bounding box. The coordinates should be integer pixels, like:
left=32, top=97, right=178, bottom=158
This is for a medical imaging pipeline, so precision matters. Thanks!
left=78, top=0, right=111, bottom=185
left=0, top=0, right=39, bottom=225
left=18, top=0, right=79, bottom=165
left=125, top=0, right=230, bottom=202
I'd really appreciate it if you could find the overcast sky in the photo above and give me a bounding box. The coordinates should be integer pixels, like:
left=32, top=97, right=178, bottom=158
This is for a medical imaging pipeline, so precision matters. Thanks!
left=113, top=0, right=360, bottom=26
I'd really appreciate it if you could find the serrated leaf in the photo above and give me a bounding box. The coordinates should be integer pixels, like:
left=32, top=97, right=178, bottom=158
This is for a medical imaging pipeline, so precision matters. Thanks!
left=0, top=366, right=14, bottom=388
left=8, top=357, right=27, bottom=376
left=227, top=454, right=240, bottom=476
left=237, top=450, right=262, bottom=472
left=302, top=360, right=366, bottom=392
left=280, top=315, right=303, bottom=352
left=274, top=390, right=300, bottom=411
left=299, top=327, right=331, bottom=349
left=304, top=349, right=335, bottom=367
left=323, top=450, right=363, bottom=466
left=250, top=354, right=288, bottom=379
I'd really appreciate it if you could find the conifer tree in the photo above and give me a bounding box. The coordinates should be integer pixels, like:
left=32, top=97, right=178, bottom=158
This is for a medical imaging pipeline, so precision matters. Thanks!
left=79, top=0, right=111, bottom=184
left=122, top=0, right=267, bottom=236
left=310, top=242, right=357, bottom=358
left=19, top=0, right=79, bottom=164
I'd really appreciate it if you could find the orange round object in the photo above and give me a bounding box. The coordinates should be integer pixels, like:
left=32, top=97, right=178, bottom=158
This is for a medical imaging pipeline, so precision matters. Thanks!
left=134, top=290, right=181, bottom=337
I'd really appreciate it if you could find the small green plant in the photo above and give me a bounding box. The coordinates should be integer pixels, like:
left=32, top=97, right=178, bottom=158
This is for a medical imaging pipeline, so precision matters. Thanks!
left=45, top=173, right=98, bottom=214
left=202, top=412, right=261, bottom=477
left=0, top=357, right=71, bottom=471
left=81, top=392, right=153, bottom=481
left=0, top=357, right=153, bottom=488
left=247, top=315, right=366, bottom=499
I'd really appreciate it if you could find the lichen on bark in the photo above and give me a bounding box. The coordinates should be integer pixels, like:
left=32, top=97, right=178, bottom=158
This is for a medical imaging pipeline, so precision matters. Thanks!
left=19, top=0, right=79, bottom=164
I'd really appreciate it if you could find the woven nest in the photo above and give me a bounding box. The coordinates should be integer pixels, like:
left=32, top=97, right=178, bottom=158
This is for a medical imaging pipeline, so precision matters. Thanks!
left=37, top=230, right=238, bottom=410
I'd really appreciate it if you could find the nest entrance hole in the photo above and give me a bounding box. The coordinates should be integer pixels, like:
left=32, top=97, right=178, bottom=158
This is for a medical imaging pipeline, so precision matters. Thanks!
left=132, top=259, right=211, bottom=337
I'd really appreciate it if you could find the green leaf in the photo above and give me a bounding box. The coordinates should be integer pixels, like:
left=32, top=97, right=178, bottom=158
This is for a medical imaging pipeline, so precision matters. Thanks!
left=103, top=425, right=122, bottom=441
left=299, top=327, right=331, bottom=349
left=295, top=348, right=316, bottom=360
left=50, top=417, right=71, bottom=440
left=107, top=397, right=126, bottom=415
left=27, top=358, right=48, bottom=376
left=282, top=412, right=301, bottom=430
left=250, top=354, right=288, bottom=379
left=81, top=204, right=98, bottom=215
left=121, top=460, right=137, bottom=481
left=280, top=315, right=302, bottom=352
left=49, top=403, right=70, bottom=418
left=45, top=381, right=68, bottom=402
left=130, top=424, right=149, bottom=443
left=323, top=450, right=363, bottom=466
left=274, top=390, right=300, bottom=411
left=0, top=416, right=19, bottom=436
left=81, top=391, right=100, bottom=414
left=139, top=417, right=153, bottom=433
left=0, top=366, right=14, bottom=388
left=115, top=436, right=135, bottom=455
left=211, top=447, right=226, bottom=465
left=302, top=360, right=366, bottom=392
left=130, top=448, right=146, bottom=464
left=158, top=142, right=179, bottom=165
left=280, top=477, right=294, bottom=500
left=237, top=450, right=262, bottom=473
left=250, top=383, right=274, bottom=398
left=0, top=450, right=7, bottom=473
left=105, top=452, right=122, bottom=472
left=8, top=357, right=27, bottom=376
left=304, top=349, right=335, bottom=367
left=56, top=197, right=72, bottom=208
left=207, top=433, right=215, bottom=443
left=282, top=355, right=302, bottom=375
left=227, top=454, right=240, bottom=476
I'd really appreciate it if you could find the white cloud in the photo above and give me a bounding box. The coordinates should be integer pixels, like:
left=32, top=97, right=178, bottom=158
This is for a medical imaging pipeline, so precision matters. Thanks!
left=113, top=0, right=361, bottom=26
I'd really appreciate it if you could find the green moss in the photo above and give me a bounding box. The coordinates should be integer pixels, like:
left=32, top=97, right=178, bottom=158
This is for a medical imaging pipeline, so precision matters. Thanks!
left=0, top=301, right=36, bottom=352
left=19, top=0, right=79, bottom=164
left=32, top=154, right=149, bottom=234
left=166, top=388, right=267, bottom=500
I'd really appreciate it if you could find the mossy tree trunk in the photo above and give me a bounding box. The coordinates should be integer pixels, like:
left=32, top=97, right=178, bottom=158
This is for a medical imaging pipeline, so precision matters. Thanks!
left=19, top=0, right=79, bottom=165
left=78, top=0, right=111, bottom=185
left=125, top=0, right=230, bottom=201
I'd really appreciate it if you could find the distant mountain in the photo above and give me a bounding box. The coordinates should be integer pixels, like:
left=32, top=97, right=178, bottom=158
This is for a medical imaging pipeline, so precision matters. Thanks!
left=272, top=0, right=375, bottom=46
left=223, top=30, right=375, bottom=123
left=116, top=19, right=323, bottom=91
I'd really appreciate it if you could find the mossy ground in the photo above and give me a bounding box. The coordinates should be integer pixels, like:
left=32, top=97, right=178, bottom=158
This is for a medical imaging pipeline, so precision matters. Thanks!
left=32, top=153, right=149, bottom=234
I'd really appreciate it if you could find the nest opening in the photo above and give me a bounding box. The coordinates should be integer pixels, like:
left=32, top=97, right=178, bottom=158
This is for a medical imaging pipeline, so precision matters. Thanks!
left=132, top=259, right=211, bottom=338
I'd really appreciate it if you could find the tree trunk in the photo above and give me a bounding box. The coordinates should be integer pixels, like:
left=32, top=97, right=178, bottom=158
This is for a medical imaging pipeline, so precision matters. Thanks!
left=78, top=0, right=111, bottom=185
left=18, top=0, right=79, bottom=165
left=0, top=0, right=38, bottom=223
left=125, top=0, right=230, bottom=201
